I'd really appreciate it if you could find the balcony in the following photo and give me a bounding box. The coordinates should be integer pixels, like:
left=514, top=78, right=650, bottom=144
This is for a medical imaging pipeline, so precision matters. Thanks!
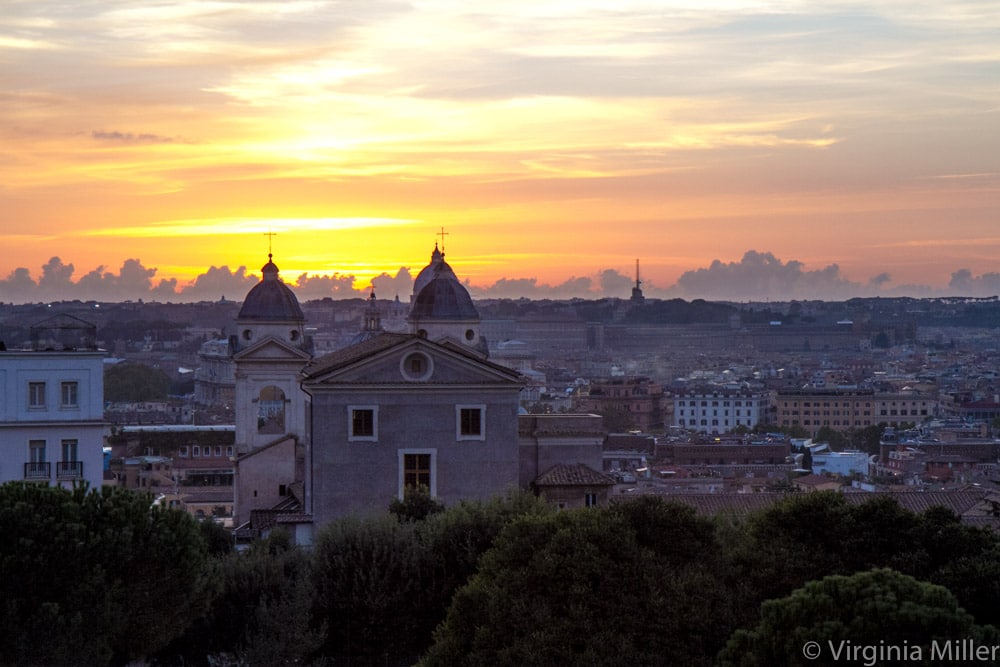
left=56, top=461, right=83, bottom=479
left=24, top=462, right=51, bottom=480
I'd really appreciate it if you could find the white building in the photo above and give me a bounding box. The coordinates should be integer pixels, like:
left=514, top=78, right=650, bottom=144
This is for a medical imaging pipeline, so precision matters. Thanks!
left=673, top=386, right=769, bottom=434
left=0, top=315, right=107, bottom=489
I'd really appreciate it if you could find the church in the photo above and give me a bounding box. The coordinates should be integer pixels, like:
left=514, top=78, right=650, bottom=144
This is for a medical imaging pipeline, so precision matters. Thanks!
left=231, top=243, right=532, bottom=544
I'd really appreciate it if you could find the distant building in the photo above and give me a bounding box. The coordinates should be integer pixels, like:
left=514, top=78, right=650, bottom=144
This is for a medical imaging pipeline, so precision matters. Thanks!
left=774, top=388, right=938, bottom=435
left=194, top=338, right=235, bottom=407
left=575, top=376, right=665, bottom=431
left=0, top=315, right=107, bottom=489
left=672, top=386, right=769, bottom=434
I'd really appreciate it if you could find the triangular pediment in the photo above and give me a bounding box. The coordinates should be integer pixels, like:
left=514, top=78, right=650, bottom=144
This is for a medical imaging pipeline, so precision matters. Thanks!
left=303, top=334, right=522, bottom=387
left=233, top=336, right=312, bottom=362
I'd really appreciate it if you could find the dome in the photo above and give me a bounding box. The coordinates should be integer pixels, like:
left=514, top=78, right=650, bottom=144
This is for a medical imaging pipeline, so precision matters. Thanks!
left=410, top=275, right=479, bottom=320
left=412, top=243, right=458, bottom=299
left=237, top=255, right=305, bottom=321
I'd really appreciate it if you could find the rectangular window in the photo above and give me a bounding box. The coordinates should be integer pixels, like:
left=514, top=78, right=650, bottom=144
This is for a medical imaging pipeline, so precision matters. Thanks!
left=26, top=440, right=49, bottom=480
left=348, top=406, right=378, bottom=441
left=57, top=439, right=82, bottom=479
left=28, top=382, right=46, bottom=409
left=457, top=405, right=485, bottom=440
left=585, top=493, right=598, bottom=507
left=29, top=440, right=46, bottom=463
left=60, top=381, right=79, bottom=408
left=62, top=439, right=78, bottom=462
left=403, top=453, right=431, bottom=489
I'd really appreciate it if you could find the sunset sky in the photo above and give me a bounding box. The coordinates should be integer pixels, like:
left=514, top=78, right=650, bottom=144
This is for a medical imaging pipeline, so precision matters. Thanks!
left=2, top=1, right=999, bottom=302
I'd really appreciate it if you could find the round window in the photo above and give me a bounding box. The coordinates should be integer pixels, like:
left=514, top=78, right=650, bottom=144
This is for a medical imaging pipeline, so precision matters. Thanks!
left=465, top=329, right=475, bottom=341
left=400, top=352, right=433, bottom=381
left=242, top=329, right=253, bottom=341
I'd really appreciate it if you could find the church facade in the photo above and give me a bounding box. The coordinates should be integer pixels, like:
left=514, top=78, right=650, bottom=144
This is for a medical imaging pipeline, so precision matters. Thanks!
left=232, top=244, right=524, bottom=543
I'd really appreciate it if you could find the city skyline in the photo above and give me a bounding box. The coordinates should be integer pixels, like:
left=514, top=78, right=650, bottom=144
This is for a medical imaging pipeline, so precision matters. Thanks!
left=3, top=1, right=999, bottom=302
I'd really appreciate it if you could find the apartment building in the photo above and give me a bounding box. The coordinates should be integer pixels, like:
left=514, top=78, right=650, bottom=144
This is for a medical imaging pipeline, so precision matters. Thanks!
left=0, top=315, right=107, bottom=489
left=672, top=387, right=769, bottom=434
left=775, top=388, right=938, bottom=435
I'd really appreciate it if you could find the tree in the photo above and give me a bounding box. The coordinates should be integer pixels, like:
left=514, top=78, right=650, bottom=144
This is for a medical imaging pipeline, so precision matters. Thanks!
left=160, top=531, right=322, bottom=665
left=814, top=426, right=845, bottom=450
left=104, top=361, right=171, bottom=402
left=718, top=568, right=1000, bottom=666
left=390, top=484, right=445, bottom=522
left=422, top=499, right=730, bottom=666
left=0, top=483, right=210, bottom=665
left=723, top=492, right=1000, bottom=636
left=311, top=517, right=428, bottom=664
left=310, top=491, right=547, bottom=666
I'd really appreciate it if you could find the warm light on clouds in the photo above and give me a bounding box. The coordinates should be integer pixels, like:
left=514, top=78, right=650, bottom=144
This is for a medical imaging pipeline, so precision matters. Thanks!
left=1, top=0, right=999, bottom=301
left=82, top=217, right=420, bottom=238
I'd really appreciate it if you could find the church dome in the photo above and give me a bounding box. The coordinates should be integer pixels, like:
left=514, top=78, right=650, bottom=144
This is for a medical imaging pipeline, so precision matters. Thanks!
left=410, top=275, right=479, bottom=320
left=237, top=255, right=305, bottom=321
left=412, top=243, right=458, bottom=299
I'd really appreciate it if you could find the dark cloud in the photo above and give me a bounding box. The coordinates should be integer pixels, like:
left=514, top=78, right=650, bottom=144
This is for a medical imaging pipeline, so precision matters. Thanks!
left=949, top=269, right=1000, bottom=297
left=38, top=257, right=75, bottom=297
left=293, top=273, right=358, bottom=299
left=868, top=272, right=892, bottom=288
left=598, top=269, right=632, bottom=294
left=0, top=252, right=996, bottom=304
left=75, top=259, right=158, bottom=301
left=673, top=250, right=866, bottom=301
left=178, top=265, right=257, bottom=301
left=370, top=267, right=414, bottom=299
left=91, top=130, right=174, bottom=144
left=0, top=267, right=39, bottom=301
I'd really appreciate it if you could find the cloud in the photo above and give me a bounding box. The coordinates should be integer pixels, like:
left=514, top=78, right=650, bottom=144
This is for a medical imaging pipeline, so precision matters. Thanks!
left=1, top=252, right=997, bottom=304
left=91, top=130, right=175, bottom=144
left=370, top=267, right=414, bottom=299
left=293, top=272, right=358, bottom=299
left=949, top=269, right=1000, bottom=297
left=178, top=265, right=257, bottom=301
left=673, top=250, right=867, bottom=301
left=471, top=274, right=599, bottom=299
left=75, top=258, right=158, bottom=301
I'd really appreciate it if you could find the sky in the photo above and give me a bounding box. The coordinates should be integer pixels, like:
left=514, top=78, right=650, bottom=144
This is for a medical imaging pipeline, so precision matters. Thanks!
left=2, top=0, right=999, bottom=303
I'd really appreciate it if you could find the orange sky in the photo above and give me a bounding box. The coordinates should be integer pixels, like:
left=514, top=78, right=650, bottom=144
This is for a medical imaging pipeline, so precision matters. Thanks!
left=2, top=1, right=999, bottom=301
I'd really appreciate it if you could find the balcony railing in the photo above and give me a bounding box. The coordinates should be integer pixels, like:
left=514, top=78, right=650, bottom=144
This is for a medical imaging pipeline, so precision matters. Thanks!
left=24, top=462, right=51, bottom=480
left=56, top=461, right=83, bottom=479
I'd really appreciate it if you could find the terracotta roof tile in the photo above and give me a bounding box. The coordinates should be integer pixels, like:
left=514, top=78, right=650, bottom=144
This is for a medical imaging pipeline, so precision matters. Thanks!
left=535, top=463, right=616, bottom=487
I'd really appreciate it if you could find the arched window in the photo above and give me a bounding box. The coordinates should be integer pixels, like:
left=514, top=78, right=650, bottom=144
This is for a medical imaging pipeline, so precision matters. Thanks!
left=258, top=385, right=286, bottom=434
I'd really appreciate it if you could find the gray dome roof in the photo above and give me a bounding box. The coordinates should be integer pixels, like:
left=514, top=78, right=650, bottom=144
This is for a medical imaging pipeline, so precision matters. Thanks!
left=412, top=244, right=457, bottom=298
left=410, top=275, right=479, bottom=320
left=237, top=255, right=305, bottom=321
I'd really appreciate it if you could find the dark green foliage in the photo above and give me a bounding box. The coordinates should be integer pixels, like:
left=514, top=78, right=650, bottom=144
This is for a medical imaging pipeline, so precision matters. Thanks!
left=198, top=517, right=234, bottom=556
left=162, top=532, right=321, bottom=665
left=0, top=483, right=210, bottom=666
left=718, top=568, right=1000, bottom=666
left=311, top=491, right=546, bottom=666
left=311, top=517, right=426, bottom=664
left=421, top=498, right=730, bottom=666
left=104, top=361, right=172, bottom=401
left=389, top=484, right=445, bottom=522
left=725, top=492, right=1000, bottom=634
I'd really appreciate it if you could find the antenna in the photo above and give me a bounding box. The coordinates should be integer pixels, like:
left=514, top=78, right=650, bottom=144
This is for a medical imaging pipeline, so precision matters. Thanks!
left=635, top=258, right=641, bottom=289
